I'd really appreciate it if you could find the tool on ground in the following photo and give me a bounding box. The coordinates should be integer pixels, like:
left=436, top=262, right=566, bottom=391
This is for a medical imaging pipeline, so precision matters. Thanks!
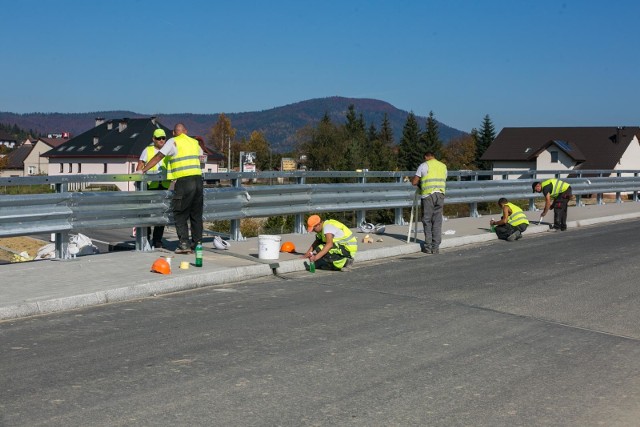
left=151, top=257, right=171, bottom=275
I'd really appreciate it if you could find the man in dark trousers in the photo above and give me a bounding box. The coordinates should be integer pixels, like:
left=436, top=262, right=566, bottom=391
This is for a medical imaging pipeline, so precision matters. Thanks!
left=532, top=178, right=572, bottom=231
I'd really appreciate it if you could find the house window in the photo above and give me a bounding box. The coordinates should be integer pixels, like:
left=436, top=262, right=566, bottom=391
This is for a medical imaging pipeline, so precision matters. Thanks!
left=131, top=163, right=136, bottom=173
left=59, top=163, right=63, bottom=173
left=68, top=163, right=73, bottom=173
left=550, top=151, right=559, bottom=163
left=103, top=163, right=108, bottom=173
left=28, top=166, right=36, bottom=175
left=77, top=163, right=82, bottom=173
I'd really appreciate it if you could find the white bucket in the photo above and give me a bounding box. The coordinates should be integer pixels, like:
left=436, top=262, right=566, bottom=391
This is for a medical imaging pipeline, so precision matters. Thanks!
left=258, top=234, right=281, bottom=260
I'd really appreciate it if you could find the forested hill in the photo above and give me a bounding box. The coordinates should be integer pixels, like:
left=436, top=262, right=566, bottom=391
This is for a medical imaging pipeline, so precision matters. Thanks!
left=0, top=97, right=467, bottom=153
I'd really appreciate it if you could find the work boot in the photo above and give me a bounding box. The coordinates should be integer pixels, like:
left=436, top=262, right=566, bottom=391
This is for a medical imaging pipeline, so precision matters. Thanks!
left=515, top=231, right=523, bottom=240
left=420, top=243, right=432, bottom=254
left=432, top=247, right=440, bottom=254
left=175, top=243, right=193, bottom=254
left=342, top=258, right=354, bottom=270
left=507, top=232, right=518, bottom=241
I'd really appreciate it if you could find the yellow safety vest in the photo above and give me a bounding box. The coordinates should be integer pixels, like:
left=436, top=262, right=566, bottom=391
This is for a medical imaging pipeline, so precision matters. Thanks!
left=505, top=202, right=529, bottom=227
left=166, top=134, right=202, bottom=180
left=144, top=145, right=170, bottom=189
left=541, top=179, right=570, bottom=198
left=420, top=159, right=447, bottom=196
left=316, top=219, right=358, bottom=255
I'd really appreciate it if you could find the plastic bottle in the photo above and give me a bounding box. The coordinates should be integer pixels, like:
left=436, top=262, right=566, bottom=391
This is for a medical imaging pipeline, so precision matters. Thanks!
left=490, top=218, right=496, bottom=232
left=195, top=242, right=203, bottom=267
left=309, top=261, right=316, bottom=273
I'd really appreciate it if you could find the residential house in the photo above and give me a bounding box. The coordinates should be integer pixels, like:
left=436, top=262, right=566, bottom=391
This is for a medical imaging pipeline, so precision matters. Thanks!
left=0, top=130, right=18, bottom=149
left=0, top=141, right=33, bottom=177
left=43, top=117, right=224, bottom=191
left=23, top=137, right=69, bottom=175
left=481, top=126, right=640, bottom=179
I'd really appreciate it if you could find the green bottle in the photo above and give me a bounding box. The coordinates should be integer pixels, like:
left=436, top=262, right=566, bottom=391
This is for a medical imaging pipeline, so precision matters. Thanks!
left=195, top=242, right=203, bottom=267
left=309, top=261, right=315, bottom=273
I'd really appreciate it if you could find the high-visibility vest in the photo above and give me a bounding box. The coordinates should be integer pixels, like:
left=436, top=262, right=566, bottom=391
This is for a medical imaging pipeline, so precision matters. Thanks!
left=316, top=219, right=358, bottom=255
left=144, top=145, right=170, bottom=189
left=541, top=178, right=570, bottom=198
left=166, top=134, right=202, bottom=180
left=505, top=202, right=529, bottom=227
left=420, top=159, right=447, bottom=196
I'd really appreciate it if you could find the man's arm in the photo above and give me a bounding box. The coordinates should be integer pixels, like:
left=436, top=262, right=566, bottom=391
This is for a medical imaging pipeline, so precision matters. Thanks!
left=136, top=152, right=165, bottom=173
left=491, top=205, right=511, bottom=226
left=541, top=193, right=552, bottom=216
left=311, top=233, right=334, bottom=262
left=135, top=160, right=145, bottom=171
left=411, top=175, right=420, bottom=186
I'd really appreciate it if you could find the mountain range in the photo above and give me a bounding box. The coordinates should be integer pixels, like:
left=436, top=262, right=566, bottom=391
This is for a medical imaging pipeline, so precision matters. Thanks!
left=0, top=97, right=467, bottom=153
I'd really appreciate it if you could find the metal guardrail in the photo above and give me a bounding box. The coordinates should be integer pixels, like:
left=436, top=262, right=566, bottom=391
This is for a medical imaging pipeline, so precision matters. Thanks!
left=1, top=170, right=639, bottom=258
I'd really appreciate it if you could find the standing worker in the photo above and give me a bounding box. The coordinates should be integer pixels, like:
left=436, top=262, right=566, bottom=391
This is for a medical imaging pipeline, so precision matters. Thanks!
left=303, top=215, right=357, bottom=271
left=411, top=151, right=447, bottom=254
left=532, top=178, right=572, bottom=231
left=136, top=128, right=171, bottom=249
left=137, top=123, right=204, bottom=254
left=490, top=198, right=529, bottom=241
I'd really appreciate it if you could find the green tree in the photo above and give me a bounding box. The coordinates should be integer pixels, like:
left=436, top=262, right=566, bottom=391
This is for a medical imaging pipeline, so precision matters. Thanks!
left=442, top=134, right=477, bottom=171
left=420, top=111, right=443, bottom=158
left=397, top=112, right=422, bottom=171
left=206, top=113, right=236, bottom=166
left=366, top=114, right=397, bottom=171
left=475, top=114, right=496, bottom=170
left=342, top=105, right=367, bottom=170
left=243, top=130, right=272, bottom=171
left=296, top=113, right=343, bottom=171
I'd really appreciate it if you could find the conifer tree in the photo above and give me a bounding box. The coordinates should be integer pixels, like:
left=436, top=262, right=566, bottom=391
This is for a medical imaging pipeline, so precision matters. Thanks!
left=397, top=112, right=422, bottom=171
left=475, top=114, right=496, bottom=170
left=420, top=111, right=443, bottom=158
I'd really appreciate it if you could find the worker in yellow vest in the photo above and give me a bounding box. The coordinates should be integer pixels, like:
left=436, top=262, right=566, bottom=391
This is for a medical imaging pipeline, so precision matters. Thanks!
left=490, top=198, right=530, bottom=241
left=137, top=123, right=203, bottom=254
left=136, top=128, right=171, bottom=248
left=532, top=178, right=572, bottom=231
left=411, top=151, right=447, bottom=254
left=303, top=215, right=358, bottom=271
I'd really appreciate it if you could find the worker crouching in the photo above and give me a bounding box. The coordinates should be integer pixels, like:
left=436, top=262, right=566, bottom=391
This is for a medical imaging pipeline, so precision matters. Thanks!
left=303, top=215, right=358, bottom=271
left=490, top=198, right=529, bottom=241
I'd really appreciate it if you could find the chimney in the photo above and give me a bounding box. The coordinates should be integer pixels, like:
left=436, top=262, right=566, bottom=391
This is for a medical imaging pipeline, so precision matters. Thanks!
left=107, top=120, right=113, bottom=130
left=95, top=117, right=105, bottom=127
left=93, top=136, right=99, bottom=146
left=119, top=118, right=128, bottom=133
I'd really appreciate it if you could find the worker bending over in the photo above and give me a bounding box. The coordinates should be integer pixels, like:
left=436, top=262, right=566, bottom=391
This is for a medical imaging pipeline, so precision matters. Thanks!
left=532, top=178, right=572, bottom=231
left=303, top=215, right=357, bottom=271
left=490, top=198, right=529, bottom=241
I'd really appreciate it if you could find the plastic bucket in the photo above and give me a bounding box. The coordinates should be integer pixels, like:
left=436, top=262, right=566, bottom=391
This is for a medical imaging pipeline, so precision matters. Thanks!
left=258, top=235, right=281, bottom=260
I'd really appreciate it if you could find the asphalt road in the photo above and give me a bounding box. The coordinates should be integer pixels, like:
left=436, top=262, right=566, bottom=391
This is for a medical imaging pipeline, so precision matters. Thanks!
left=3, top=221, right=640, bottom=426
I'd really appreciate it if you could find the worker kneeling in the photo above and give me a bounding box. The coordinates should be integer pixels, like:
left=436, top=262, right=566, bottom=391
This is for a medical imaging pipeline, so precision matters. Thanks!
left=490, top=198, right=529, bottom=242
left=303, top=215, right=358, bottom=271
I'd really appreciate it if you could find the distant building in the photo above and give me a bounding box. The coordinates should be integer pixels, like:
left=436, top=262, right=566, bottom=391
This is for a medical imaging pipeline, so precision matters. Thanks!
left=481, top=126, right=640, bottom=179
left=0, top=130, right=18, bottom=149
left=43, top=117, right=224, bottom=191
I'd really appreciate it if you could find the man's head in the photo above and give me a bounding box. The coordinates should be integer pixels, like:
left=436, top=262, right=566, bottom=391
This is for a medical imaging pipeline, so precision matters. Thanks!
left=173, top=123, right=187, bottom=136
left=424, top=151, right=435, bottom=160
left=532, top=182, right=542, bottom=193
left=152, top=129, right=166, bottom=148
left=307, top=214, right=323, bottom=232
left=498, top=197, right=508, bottom=207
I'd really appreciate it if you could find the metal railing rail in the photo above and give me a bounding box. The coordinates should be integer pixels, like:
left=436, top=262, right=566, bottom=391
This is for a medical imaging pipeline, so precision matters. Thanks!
left=1, top=170, right=639, bottom=258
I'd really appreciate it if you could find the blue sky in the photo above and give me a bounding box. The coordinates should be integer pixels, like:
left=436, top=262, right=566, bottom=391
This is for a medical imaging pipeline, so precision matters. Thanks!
left=2, top=0, right=639, bottom=133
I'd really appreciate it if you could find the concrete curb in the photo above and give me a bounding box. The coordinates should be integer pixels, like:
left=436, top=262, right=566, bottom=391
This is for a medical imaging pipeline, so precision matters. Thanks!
left=2, top=212, right=639, bottom=320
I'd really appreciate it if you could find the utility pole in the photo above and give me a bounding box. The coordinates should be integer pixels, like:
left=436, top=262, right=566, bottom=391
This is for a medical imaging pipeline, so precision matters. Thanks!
left=227, top=135, right=231, bottom=171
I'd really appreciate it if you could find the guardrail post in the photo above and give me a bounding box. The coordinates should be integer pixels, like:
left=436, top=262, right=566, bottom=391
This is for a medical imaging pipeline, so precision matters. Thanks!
left=394, top=176, right=405, bottom=225
left=575, top=171, right=583, bottom=206
left=356, top=175, right=366, bottom=225
left=295, top=176, right=305, bottom=234
left=468, top=174, right=480, bottom=218
left=134, top=179, right=152, bottom=251
left=634, top=172, right=639, bottom=202
left=54, top=182, right=69, bottom=259
left=616, top=172, right=622, bottom=203
left=230, top=177, right=242, bottom=240
left=597, top=172, right=604, bottom=205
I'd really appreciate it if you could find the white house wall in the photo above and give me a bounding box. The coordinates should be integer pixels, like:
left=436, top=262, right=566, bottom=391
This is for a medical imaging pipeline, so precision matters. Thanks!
left=615, top=136, right=640, bottom=175
left=490, top=161, right=535, bottom=180
left=23, top=141, right=53, bottom=176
